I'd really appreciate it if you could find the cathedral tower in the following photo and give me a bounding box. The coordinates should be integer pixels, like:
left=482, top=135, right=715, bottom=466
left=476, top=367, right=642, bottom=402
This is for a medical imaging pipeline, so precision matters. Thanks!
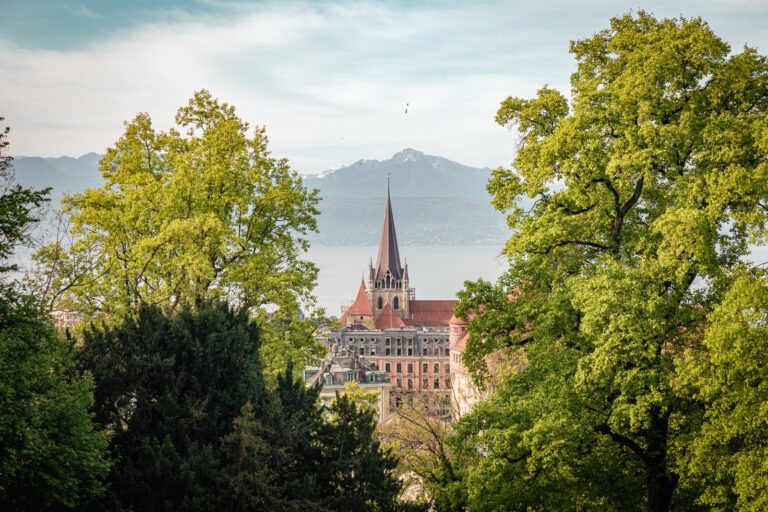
left=367, top=179, right=412, bottom=322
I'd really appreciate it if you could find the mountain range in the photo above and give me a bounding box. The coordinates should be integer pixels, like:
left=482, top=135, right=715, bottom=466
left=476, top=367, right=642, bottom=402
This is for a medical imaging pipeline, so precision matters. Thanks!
left=10, top=149, right=511, bottom=245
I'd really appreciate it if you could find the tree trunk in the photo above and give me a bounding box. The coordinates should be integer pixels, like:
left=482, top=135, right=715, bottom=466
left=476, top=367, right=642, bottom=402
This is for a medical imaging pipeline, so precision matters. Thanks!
left=644, top=410, right=678, bottom=512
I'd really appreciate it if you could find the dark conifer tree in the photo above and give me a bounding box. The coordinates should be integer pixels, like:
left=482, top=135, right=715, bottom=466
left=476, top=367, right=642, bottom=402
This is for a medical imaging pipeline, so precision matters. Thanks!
left=80, top=301, right=266, bottom=511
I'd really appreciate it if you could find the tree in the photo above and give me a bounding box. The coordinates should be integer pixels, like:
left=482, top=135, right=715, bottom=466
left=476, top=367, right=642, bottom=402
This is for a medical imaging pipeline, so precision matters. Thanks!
left=318, top=393, right=402, bottom=512
left=379, top=394, right=464, bottom=512
left=79, top=300, right=267, bottom=511
left=31, top=90, right=319, bottom=321
left=0, top=117, right=49, bottom=272
left=222, top=367, right=406, bottom=512
left=678, top=268, right=768, bottom=511
left=454, top=12, right=768, bottom=512
left=0, top=118, right=109, bottom=510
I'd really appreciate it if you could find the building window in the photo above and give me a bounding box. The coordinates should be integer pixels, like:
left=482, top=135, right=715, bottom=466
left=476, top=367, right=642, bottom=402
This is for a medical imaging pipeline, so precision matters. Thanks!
left=408, top=337, right=413, bottom=345
left=396, top=337, right=402, bottom=346
left=385, top=338, right=390, bottom=345
left=422, top=378, right=429, bottom=389
left=378, top=297, right=383, bottom=309
left=397, top=348, right=402, bottom=356
left=396, top=363, right=402, bottom=373
left=396, top=379, right=402, bottom=388
left=394, top=297, right=399, bottom=310
left=371, top=347, right=376, bottom=356
left=422, top=363, right=428, bottom=373
left=434, top=363, right=440, bottom=373
left=385, top=348, right=391, bottom=356
left=360, top=347, right=365, bottom=355
left=446, top=363, right=450, bottom=373
left=445, top=378, right=451, bottom=388
left=407, top=363, right=413, bottom=374
left=408, top=379, right=413, bottom=389
left=408, top=348, right=413, bottom=356
left=434, top=379, right=440, bottom=389
left=423, top=347, right=427, bottom=356
left=385, top=363, right=391, bottom=372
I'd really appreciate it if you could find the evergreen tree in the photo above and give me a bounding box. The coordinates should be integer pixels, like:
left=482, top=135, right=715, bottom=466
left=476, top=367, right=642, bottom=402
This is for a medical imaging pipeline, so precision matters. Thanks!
left=80, top=300, right=266, bottom=511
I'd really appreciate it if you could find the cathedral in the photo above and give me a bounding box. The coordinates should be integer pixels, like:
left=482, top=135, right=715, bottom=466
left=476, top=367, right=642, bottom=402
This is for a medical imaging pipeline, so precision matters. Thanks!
left=338, top=181, right=456, bottom=330
left=318, top=182, right=457, bottom=413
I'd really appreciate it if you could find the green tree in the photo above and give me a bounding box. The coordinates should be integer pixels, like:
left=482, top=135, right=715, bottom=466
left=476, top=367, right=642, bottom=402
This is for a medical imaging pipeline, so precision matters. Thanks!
left=79, top=300, right=267, bottom=511
left=222, top=367, right=405, bottom=512
left=30, top=90, right=319, bottom=319
left=0, top=118, right=109, bottom=510
left=678, top=267, right=768, bottom=511
left=454, top=12, right=768, bottom=512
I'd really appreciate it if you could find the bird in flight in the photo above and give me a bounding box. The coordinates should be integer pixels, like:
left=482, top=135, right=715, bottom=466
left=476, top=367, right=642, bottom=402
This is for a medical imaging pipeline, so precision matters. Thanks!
left=405, top=102, right=410, bottom=114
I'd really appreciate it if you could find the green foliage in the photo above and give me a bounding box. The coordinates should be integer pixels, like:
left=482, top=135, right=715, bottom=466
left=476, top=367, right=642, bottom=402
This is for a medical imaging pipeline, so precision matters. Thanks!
left=31, top=90, right=319, bottom=320
left=0, top=118, right=109, bottom=510
left=379, top=395, right=465, bottom=512
left=320, top=393, right=402, bottom=511
left=0, top=117, right=49, bottom=272
left=0, top=288, right=110, bottom=510
left=454, top=11, right=768, bottom=512
left=82, top=302, right=403, bottom=511
left=678, top=268, right=768, bottom=511
left=80, top=300, right=266, bottom=511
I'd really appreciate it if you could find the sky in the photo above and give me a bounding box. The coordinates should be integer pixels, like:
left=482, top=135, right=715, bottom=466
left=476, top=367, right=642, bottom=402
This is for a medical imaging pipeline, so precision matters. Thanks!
left=2, top=0, right=768, bottom=175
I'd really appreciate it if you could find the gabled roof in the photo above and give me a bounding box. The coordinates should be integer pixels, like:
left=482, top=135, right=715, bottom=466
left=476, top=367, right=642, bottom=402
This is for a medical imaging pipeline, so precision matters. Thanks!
left=374, top=181, right=403, bottom=281
left=346, top=281, right=373, bottom=315
left=339, top=281, right=373, bottom=325
left=411, top=300, right=457, bottom=326
left=374, top=302, right=406, bottom=329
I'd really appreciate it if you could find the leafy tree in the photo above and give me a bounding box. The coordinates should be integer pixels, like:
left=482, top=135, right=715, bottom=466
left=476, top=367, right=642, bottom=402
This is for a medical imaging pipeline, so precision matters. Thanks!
left=0, top=117, right=49, bottom=272
left=0, top=118, right=109, bottom=510
left=678, top=267, right=768, bottom=511
left=379, top=394, right=465, bottom=512
left=30, top=90, right=319, bottom=320
left=454, top=12, right=768, bottom=512
left=80, top=300, right=267, bottom=511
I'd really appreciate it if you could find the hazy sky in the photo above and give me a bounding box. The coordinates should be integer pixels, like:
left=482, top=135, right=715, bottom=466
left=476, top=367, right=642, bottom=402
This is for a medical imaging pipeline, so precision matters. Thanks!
left=2, top=1, right=767, bottom=174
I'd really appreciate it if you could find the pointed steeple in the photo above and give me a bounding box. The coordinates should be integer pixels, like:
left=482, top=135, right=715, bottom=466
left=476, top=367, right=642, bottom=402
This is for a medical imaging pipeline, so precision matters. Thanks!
left=374, top=176, right=402, bottom=282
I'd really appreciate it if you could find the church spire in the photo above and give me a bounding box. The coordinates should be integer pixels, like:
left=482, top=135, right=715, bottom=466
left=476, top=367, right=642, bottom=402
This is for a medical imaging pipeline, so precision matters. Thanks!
left=374, top=175, right=402, bottom=282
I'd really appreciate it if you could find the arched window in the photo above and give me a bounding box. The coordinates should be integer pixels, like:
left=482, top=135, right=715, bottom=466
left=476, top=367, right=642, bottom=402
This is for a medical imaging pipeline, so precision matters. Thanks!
left=394, top=297, right=399, bottom=310
left=378, top=297, right=383, bottom=309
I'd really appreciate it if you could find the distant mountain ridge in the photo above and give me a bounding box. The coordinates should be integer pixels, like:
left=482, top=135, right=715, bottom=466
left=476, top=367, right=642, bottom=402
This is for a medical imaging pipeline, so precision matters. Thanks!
left=9, top=149, right=510, bottom=245
left=12, top=153, right=103, bottom=196
left=304, top=148, right=493, bottom=199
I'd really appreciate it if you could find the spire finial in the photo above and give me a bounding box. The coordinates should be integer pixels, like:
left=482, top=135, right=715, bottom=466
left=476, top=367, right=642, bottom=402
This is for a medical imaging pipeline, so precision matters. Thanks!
left=387, top=172, right=391, bottom=196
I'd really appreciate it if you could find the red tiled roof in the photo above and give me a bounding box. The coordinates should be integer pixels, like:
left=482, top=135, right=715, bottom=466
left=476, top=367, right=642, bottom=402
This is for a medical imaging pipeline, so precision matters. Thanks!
left=339, top=281, right=373, bottom=325
left=347, top=281, right=373, bottom=315
left=374, top=302, right=406, bottom=329
left=410, top=300, right=456, bottom=325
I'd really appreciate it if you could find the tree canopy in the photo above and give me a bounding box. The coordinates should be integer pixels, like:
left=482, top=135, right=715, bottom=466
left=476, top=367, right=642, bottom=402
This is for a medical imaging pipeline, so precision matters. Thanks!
left=32, top=90, right=319, bottom=321
left=80, top=300, right=404, bottom=512
left=454, top=12, right=768, bottom=512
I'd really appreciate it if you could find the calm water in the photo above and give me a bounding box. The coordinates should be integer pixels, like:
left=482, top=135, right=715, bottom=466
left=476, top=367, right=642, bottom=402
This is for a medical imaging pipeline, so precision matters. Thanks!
left=305, top=245, right=508, bottom=316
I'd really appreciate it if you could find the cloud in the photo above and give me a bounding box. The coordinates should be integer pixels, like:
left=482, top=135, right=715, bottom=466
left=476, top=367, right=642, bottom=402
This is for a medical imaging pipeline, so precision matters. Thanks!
left=1, top=0, right=766, bottom=173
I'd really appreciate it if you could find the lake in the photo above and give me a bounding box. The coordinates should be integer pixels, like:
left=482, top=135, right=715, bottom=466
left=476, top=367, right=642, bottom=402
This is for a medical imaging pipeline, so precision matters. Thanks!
left=305, top=244, right=508, bottom=316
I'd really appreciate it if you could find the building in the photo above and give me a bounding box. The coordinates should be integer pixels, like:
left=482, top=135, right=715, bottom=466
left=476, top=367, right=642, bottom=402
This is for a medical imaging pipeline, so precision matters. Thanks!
left=304, top=354, right=392, bottom=418
left=319, top=181, right=456, bottom=412
left=449, top=310, right=527, bottom=419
